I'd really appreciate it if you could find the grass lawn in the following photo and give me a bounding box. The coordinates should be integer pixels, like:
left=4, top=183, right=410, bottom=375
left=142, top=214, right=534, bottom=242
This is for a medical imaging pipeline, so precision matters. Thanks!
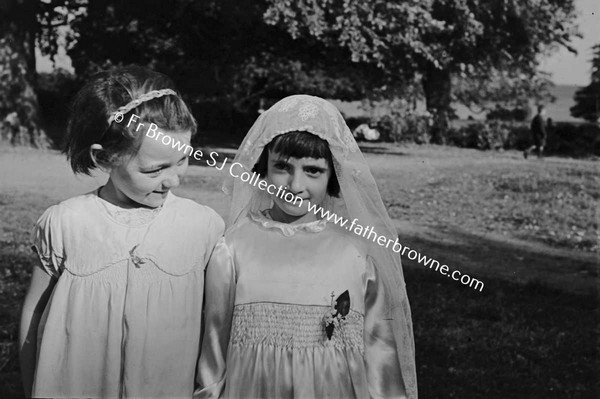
left=0, top=144, right=598, bottom=398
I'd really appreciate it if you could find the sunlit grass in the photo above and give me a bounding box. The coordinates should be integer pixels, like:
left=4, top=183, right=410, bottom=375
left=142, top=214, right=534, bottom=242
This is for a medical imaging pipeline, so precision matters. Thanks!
left=384, top=160, right=599, bottom=252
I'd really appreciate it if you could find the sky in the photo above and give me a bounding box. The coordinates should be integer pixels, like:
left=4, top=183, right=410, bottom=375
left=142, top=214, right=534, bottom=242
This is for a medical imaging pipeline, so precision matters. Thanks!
left=38, top=0, right=599, bottom=87
left=540, top=0, right=599, bottom=86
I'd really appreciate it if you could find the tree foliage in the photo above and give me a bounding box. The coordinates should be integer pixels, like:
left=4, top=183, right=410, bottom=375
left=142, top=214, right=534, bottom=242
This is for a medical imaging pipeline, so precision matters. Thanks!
left=1, top=0, right=581, bottom=145
left=267, top=1, right=577, bottom=128
left=453, top=68, right=555, bottom=117
left=66, top=1, right=391, bottom=109
left=63, top=0, right=580, bottom=102
left=570, top=44, right=600, bottom=123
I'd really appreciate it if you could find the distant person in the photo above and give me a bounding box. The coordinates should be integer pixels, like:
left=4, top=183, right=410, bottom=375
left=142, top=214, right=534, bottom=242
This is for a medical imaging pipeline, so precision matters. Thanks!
left=19, top=66, right=224, bottom=398
left=524, top=105, right=547, bottom=159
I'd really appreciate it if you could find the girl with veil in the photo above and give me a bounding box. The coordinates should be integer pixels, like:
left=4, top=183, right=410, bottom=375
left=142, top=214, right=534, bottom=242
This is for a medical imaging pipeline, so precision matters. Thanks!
left=195, top=95, right=417, bottom=398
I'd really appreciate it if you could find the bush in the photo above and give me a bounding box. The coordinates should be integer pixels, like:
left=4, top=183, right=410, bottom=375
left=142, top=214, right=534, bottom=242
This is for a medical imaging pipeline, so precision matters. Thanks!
left=345, top=116, right=372, bottom=132
left=447, top=120, right=600, bottom=156
left=374, top=112, right=432, bottom=143
left=375, top=114, right=395, bottom=142
left=486, top=106, right=529, bottom=122
left=400, top=113, right=432, bottom=144
left=547, top=122, right=600, bottom=157
left=503, top=123, right=531, bottom=149
left=447, top=121, right=511, bottom=150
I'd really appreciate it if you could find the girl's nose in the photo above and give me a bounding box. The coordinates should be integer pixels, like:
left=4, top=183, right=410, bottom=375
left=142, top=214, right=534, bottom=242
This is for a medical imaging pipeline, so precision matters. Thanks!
left=288, top=171, right=306, bottom=193
left=162, top=171, right=181, bottom=189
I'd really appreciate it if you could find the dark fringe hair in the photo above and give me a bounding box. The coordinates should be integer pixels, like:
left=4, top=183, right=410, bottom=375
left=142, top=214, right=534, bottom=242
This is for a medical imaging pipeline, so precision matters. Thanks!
left=252, top=131, right=340, bottom=197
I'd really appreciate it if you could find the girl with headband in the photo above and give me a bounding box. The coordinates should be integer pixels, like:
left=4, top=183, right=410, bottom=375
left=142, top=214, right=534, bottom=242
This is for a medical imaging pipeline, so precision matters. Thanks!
left=196, top=95, right=417, bottom=398
left=19, top=65, right=224, bottom=398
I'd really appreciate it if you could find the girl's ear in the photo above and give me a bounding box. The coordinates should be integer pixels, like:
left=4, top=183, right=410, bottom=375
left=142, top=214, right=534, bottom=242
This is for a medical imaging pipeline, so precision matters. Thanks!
left=89, top=144, right=111, bottom=173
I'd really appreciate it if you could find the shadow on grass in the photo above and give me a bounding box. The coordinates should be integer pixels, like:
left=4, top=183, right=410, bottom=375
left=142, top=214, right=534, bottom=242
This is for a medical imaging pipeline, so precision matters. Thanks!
left=399, top=224, right=598, bottom=295
left=396, top=223, right=598, bottom=397
left=405, top=265, right=598, bottom=398
left=0, top=252, right=36, bottom=399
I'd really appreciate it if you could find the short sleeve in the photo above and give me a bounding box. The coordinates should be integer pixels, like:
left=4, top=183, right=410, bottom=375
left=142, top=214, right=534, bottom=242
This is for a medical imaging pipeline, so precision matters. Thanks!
left=30, top=205, right=65, bottom=279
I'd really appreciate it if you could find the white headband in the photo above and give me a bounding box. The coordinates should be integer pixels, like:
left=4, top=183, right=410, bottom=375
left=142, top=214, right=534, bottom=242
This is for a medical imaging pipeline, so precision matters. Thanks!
left=107, top=88, right=177, bottom=124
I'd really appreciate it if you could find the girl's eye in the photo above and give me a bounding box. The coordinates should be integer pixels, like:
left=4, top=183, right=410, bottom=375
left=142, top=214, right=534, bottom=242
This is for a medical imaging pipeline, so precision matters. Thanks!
left=305, top=168, right=323, bottom=176
left=273, top=162, right=290, bottom=171
left=143, top=168, right=163, bottom=176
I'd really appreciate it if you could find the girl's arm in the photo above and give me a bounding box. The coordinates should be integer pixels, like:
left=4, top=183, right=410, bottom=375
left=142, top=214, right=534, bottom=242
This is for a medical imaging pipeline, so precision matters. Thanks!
left=194, top=238, right=236, bottom=399
left=19, top=266, right=56, bottom=398
left=364, top=257, right=408, bottom=399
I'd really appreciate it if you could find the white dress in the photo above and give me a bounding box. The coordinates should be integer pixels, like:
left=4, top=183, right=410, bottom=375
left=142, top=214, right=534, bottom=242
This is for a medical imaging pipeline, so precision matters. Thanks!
left=31, top=190, right=224, bottom=398
left=196, top=211, right=406, bottom=398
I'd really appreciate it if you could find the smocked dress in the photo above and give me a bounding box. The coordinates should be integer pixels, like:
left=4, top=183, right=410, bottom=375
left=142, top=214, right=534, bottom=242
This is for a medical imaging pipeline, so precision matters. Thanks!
left=196, top=211, right=406, bottom=399
left=31, top=190, right=224, bottom=398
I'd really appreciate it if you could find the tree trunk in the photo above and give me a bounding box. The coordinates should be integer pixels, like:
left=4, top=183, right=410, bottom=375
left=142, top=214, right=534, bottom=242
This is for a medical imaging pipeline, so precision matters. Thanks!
left=422, top=64, right=452, bottom=144
left=0, top=0, right=51, bottom=148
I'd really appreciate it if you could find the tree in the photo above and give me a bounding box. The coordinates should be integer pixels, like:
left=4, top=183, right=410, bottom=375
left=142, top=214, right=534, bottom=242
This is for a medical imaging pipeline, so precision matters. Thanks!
left=264, top=0, right=579, bottom=141
left=2, top=0, right=423, bottom=145
left=3, top=0, right=580, bottom=145
left=66, top=0, right=385, bottom=103
left=0, top=0, right=48, bottom=147
left=453, top=68, right=556, bottom=120
left=63, top=0, right=413, bottom=137
left=418, top=0, right=578, bottom=139
left=0, top=0, right=83, bottom=147
left=570, top=44, right=600, bottom=123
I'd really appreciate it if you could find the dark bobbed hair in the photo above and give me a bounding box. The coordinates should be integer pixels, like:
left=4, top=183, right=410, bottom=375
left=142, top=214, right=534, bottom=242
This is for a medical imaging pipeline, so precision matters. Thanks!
left=64, top=65, right=197, bottom=174
left=252, top=131, right=340, bottom=197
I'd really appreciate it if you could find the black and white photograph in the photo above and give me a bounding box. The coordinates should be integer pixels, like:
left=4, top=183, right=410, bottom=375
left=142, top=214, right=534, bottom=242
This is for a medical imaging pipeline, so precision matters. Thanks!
left=0, top=0, right=598, bottom=398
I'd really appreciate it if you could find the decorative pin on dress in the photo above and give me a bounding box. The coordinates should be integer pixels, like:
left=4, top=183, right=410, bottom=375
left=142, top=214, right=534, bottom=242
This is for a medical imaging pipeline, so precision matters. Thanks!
left=323, top=290, right=350, bottom=340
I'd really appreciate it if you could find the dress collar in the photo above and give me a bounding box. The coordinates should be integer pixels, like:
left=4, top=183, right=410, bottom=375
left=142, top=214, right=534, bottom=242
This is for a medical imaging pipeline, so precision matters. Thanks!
left=94, top=187, right=167, bottom=227
left=249, top=209, right=327, bottom=237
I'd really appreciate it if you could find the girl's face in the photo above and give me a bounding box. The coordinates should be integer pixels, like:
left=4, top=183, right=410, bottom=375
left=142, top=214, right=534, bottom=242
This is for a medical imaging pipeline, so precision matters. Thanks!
left=102, top=131, right=191, bottom=208
left=266, top=150, right=331, bottom=223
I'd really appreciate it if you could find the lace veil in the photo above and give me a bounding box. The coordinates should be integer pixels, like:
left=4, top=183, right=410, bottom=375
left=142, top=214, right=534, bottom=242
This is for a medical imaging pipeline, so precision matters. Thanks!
left=224, top=95, right=417, bottom=398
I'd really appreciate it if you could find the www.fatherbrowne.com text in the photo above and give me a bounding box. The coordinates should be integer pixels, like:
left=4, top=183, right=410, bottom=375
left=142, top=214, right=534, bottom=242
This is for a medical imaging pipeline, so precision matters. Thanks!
left=117, top=113, right=485, bottom=292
